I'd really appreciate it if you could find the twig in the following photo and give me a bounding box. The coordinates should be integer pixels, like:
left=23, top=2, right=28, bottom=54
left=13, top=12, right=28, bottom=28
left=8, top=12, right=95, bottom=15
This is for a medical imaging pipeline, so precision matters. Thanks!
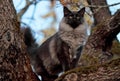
left=17, top=0, right=41, bottom=21
left=87, top=2, right=120, bottom=8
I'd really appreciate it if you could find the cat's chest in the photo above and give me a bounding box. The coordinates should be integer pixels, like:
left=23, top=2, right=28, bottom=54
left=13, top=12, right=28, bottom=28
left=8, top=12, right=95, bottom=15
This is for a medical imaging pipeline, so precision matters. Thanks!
left=59, top=30, right=87, bottom=48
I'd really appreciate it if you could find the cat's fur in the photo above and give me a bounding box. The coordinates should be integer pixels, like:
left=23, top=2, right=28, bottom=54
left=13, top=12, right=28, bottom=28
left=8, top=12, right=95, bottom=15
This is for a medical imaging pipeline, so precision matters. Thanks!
left=58, top=7, right=88, bottom=70
left=24, top=7, right=88, bottom=81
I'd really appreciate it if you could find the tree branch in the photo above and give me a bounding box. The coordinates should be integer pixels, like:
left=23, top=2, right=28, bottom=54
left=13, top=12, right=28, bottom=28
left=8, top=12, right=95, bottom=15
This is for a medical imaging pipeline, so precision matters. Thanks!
left=55, top=58, right=120, bottom=81
left=78, top=9, right=120, bottom=66
left=87, top=2, right=120, bottom=8
left=87, top=0, right=111, bottom=25
left=17, top=0, right=40, bottom=21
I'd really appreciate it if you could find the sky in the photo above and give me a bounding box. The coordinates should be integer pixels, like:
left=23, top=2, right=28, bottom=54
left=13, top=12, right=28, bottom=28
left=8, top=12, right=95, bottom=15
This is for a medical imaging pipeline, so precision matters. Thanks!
left=13, top=0, right=120, bottom=42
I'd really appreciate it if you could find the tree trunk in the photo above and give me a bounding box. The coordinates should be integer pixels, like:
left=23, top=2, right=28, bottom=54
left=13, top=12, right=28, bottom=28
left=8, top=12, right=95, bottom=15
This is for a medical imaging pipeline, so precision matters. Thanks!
left=0, top=0, right=39, bottom=81
left=87, top=0, right=111, bottom=25
left=80, top=0, right=120, bottom=65
left=85, top=0, right=114, bottom=55
left=78, top=1, right=120, bottom=67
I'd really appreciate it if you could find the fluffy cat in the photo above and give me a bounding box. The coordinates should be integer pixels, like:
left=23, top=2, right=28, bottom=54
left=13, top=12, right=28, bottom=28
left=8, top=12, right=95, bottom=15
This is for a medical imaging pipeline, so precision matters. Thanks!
left=58, top=7, right=88, bottom=70
left=24, top=7, right=88, bottom=81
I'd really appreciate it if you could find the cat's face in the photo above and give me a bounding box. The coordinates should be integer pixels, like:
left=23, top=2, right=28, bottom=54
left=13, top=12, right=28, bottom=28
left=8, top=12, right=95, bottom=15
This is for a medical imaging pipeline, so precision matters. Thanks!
left=64, top=7, right=85, bottom=29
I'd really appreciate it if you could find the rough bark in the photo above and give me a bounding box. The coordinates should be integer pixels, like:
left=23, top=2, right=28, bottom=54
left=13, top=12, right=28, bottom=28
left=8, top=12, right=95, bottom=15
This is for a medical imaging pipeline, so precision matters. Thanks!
left=55, top=58, right=120, bottom=81
left=78, top=9, right=120, bottom=66
left=0, top=0, right=39, bottom=81
left=87, top=0, right=113, bottom=53
left=87, top=0, right=111, bottom=25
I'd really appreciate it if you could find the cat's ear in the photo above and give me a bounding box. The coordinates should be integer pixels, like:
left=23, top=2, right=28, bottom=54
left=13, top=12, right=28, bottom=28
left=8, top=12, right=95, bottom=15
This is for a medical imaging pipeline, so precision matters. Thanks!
left=78, top=7, right=85, bottom=17
left=64, top=7, right=71, bottom=16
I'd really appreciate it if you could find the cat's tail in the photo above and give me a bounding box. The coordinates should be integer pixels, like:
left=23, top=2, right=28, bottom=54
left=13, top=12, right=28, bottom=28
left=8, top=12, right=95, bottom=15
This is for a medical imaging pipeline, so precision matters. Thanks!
left=24, top=28, right=38, bottom=55
left=24, top=28, right=35, bottom=47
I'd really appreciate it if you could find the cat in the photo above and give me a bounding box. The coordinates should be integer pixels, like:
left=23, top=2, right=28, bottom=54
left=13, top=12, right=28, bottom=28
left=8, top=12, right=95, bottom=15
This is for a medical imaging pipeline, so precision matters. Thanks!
left=24, top=7, right=88, bottom=81
left=58, top=7, right=88, bottom=70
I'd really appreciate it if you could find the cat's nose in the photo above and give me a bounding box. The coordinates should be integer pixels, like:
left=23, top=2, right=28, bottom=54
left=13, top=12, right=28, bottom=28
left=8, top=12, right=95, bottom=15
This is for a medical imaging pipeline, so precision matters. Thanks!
left=73, top=15, right=76, bottom=17
left=73, top=18, right=76, bottom=21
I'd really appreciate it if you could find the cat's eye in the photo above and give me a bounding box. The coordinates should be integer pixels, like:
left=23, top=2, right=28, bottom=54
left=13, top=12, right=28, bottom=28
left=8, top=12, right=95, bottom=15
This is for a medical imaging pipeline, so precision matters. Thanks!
left=69, top=16, right=72, bottom=19
left=77, top=16, right=80, bottom=19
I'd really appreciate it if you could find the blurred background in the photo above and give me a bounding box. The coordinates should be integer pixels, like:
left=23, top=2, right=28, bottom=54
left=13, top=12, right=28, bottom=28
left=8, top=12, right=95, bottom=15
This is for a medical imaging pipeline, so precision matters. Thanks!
left=13, top=0, right=120, bottom=45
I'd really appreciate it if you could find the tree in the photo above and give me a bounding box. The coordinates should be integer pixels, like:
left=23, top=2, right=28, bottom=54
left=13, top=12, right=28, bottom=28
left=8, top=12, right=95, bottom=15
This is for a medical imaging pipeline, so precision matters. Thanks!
left=87, top=0, right=111, bottom=25
left=0, top=0, right=120, bottom=81
left=0, top=0, right=39, bottom=81
left=77, top=0, right=120, bottom=66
